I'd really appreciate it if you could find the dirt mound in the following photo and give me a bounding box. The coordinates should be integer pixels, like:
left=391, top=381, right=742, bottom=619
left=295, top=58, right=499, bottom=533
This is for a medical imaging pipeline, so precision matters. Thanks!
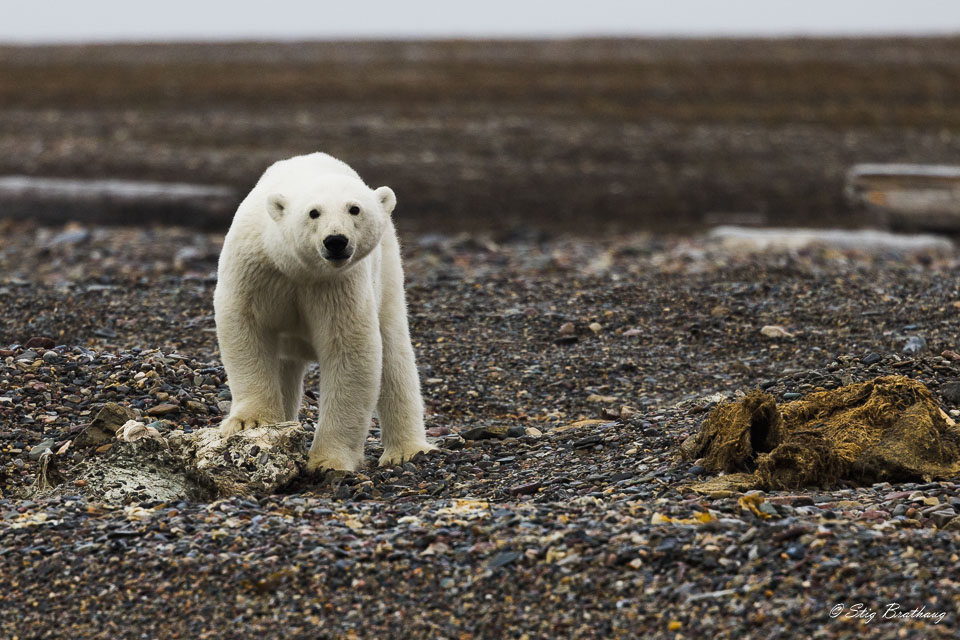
left=682, top=376, right=960, bottom=490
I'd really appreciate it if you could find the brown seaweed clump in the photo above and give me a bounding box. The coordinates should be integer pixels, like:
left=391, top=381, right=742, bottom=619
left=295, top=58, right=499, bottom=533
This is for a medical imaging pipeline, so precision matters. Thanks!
left=681, top=376, right=960, bottom=490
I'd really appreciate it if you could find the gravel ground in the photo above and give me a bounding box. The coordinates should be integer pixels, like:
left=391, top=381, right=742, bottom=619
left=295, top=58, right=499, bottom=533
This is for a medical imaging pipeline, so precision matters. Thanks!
left=2, top=222, right=960, bottom=638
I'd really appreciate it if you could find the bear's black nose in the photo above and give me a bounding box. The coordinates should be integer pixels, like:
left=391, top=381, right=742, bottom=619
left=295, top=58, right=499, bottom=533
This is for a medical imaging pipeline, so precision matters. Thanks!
left=323, top=234, right=349, bottom=256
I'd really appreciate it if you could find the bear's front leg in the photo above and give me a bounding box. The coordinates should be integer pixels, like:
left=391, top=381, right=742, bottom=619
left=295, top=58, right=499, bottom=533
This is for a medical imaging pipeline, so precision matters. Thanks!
left=377, top=283, right=436, bottom=466
left=217, top=310, right=286, bottom=437
left=306, top=319, right=382, bottom=472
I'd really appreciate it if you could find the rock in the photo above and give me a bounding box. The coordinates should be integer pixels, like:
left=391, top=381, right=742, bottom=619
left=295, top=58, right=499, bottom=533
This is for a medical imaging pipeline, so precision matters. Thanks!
left=903, top=335, right=927, bottom=355
left=588, top=322, right=602, bottom=334
left=586, top=394, right=618, bottom=403
left=940, top=382, right=960, bottom=404
left=461, top=426, right=513, bottom=441
left=524, top=427, right=542, bottom=438
left=785, top=544, right=805, bottom=560
left=425, top=426, right=450, bottom=437
left=942, top=515, right=960, bottom=531
left=558, top=322, right=575, bottom=336
left=941, top=350, right=960, bottom=361
left=44, top=422, right=309, bottom=503
left=41, top=350, right=60, bottom=364
left=623, top=328, right=642, bottom=337
left=509, top=481, right=542, bottom=496
left=23, top=336, right=56, bottom=350
left=688, top=465, right=706, bottom=476
left=931, top=510, right=957, bottom=528
left=115, top=420, right=162, bottom=442
left=146, top=403, right=180, bottom=416
left=861, top=352, right=882, bottom=365
left=27, top=438, right=56, bottom=460
left=185, top=400, right=209, bottom=415
left=75, top=402, right=137, bottom=447
left=782, top=392, right=802, bottom=400
left=487, top=550, right=522, bottom=568
left=760, top=325, right=793, bottom=338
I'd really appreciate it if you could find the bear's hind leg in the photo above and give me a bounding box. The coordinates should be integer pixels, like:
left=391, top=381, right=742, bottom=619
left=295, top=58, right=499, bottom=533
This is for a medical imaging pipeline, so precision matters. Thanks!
left=279, top=359, right=308, bottom=422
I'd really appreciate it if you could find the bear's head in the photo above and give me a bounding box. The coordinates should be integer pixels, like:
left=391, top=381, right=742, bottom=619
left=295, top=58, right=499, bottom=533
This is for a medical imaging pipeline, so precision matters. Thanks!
left=265, top=174, right=396, bottom=276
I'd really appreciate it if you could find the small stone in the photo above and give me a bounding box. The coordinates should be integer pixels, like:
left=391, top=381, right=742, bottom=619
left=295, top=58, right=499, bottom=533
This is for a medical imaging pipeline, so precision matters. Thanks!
left=558, top=322, right=575, bottom=336
left=588, top=322, right=602, bottom=334
left=509, top=482, right=542, bottom=496
left=782, top=392, right=802, bottom=400
left=940, top=382, right=960, bottom=404
left=524, top=427, right=542, bottom=438
left=623, top=328, right=642, bottom=337
left=185, top=400, right=208, bottom=415
left=461, top=426, right=511, bottom=441
left=620, top=405, right=638, bottom=419
left=903, top=335, right=927, bottom=355
left=586, top=394, right=618, bottom=403
left=41, top=350, right=60, bottom=364
left=95, top=443, right=113, bottom=454
left=487, top=551, right=522, bottom=568
left=932, top=510, right=957, bottom=528
left=23, top=336, right=56, bottom=350
left=785, top=544, right=805, bottom=560
left=28, top=438, right=56, bottom=460
left=146, top=403, right=180, bottom=416
left=941, top=350, right=960, bottom=362
left=861, top=352, right=882, bottom=365
left=942, top=516, right=960, bottom=531
left=760, top=325, right=793, bottom=339
left=76, top=403, right=137, bottom=447
left=688, top=465, right=706, bottom=477
left=505, top=426, right=526, bottom=438
left=425, top=426, right=450, bottom=437
left=758, top=502, right=779, bottom=517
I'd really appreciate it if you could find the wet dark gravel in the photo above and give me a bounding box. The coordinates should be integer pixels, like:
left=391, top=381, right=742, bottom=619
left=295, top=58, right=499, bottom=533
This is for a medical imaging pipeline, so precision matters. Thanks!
left=2, top=222, right=960, bottom=638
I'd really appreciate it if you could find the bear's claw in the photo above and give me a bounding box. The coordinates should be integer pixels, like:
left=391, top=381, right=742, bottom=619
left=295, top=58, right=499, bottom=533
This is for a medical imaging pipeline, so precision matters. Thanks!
left=378, top=442, right=438, bottom=467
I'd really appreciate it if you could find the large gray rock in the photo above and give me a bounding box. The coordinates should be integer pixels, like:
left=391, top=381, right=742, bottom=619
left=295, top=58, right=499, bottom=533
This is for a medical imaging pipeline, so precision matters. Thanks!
left=38, top=422, right=311, bottom=503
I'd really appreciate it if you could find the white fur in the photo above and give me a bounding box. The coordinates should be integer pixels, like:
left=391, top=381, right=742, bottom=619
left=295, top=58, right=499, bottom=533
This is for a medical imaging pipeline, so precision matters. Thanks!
left=214, top=152, right=435, bottom=471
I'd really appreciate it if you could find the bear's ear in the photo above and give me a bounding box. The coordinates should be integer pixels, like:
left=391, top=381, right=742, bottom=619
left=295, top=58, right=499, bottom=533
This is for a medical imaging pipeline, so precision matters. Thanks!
left=375, top=186, right=396, bottom=215
left=267, top=193, right=287, bottom=222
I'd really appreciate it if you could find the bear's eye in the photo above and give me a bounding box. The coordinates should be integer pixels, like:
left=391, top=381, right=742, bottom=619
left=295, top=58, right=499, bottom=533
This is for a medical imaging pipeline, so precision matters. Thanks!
left=348, top=205, right=360, bottom=216
left=309, top=209, right=320, bottom=219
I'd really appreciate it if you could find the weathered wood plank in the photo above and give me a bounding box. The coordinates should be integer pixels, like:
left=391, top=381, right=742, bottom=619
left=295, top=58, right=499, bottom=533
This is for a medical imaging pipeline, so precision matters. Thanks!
left=0, top=176, right=237, bottom=228
left=846, top=163, right=960, bottom=231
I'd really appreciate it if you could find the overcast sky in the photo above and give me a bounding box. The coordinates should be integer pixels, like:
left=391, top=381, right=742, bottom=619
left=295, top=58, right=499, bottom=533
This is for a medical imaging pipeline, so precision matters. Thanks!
left=3, top=1, right=960, bottom=43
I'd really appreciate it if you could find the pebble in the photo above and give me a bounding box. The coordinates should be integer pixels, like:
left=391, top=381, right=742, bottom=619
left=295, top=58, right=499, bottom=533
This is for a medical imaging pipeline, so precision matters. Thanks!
left=903, top=335, right=927, bottom=355
left=940, top=382, right=960, bottom=404
left=27, top=438, right=56, bottom=460
left=760, top=325, right=793, bottom=338
left=146, top=403, right=180, bottom=416
left=861, top=352, right=882, bottom=365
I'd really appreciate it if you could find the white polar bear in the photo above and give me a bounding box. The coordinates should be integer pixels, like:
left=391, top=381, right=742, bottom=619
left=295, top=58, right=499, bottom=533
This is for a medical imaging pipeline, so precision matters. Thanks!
left=214, top=152, right=436, bottom=472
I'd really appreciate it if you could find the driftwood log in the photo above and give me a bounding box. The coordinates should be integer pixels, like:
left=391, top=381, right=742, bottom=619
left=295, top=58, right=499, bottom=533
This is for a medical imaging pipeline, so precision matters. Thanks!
left=845, top=163, right=960, bottom=232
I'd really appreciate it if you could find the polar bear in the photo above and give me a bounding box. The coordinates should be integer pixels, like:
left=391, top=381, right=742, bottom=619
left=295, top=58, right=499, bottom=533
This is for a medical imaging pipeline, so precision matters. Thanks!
left=214, top=152, right=436, bottom=472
